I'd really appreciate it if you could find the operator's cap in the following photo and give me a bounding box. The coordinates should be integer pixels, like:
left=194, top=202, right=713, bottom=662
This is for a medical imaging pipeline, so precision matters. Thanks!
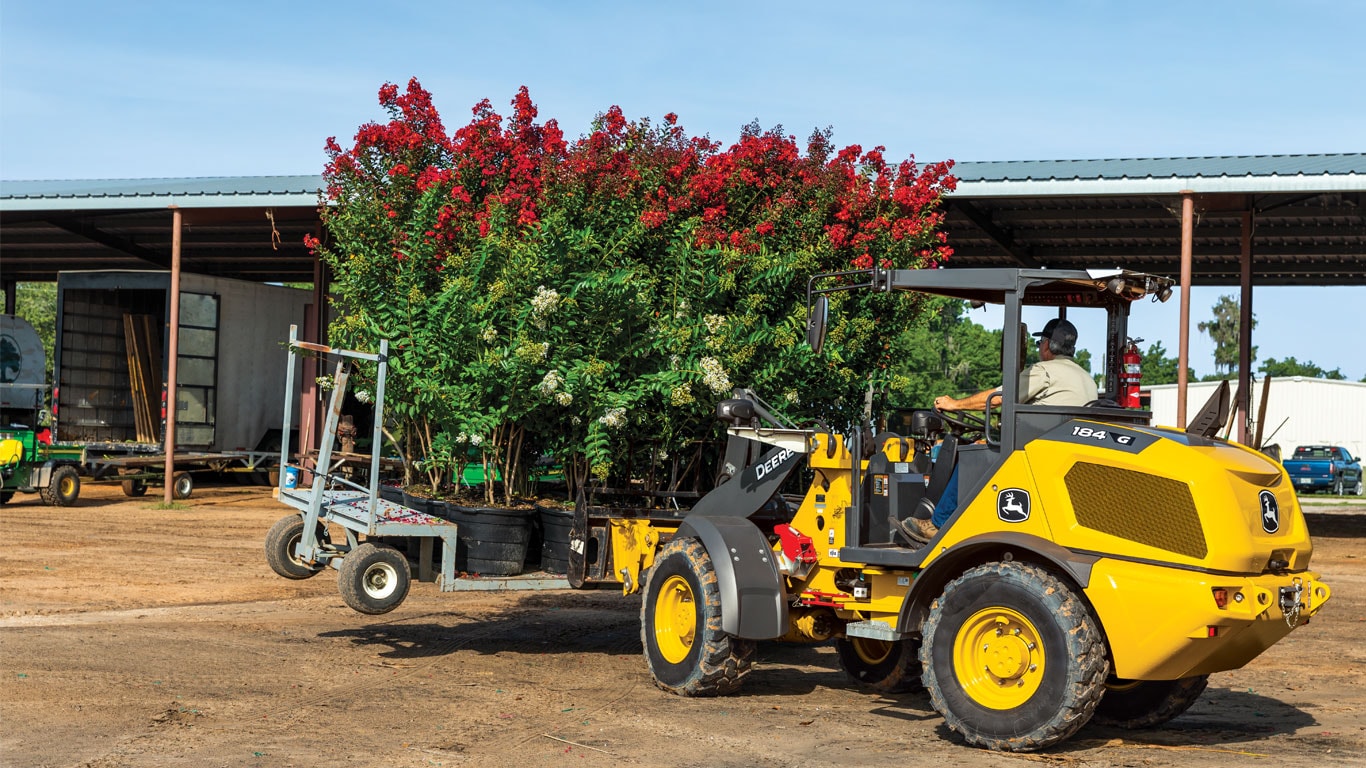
left=1032, top=318, right=1078, bottom=346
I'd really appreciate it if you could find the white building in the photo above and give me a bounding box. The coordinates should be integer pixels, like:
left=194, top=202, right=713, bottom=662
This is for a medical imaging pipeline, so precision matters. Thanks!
left=1146, top=378, right=1366, bottom=462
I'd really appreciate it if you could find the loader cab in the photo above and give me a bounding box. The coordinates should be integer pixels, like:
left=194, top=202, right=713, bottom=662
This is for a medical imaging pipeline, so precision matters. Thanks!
left=809, top=267, right=1175, bottom=559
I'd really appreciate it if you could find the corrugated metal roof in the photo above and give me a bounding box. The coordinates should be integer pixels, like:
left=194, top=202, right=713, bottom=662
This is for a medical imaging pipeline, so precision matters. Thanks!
left=954, top=154, right=1365, bottom=182
left=951, top=154, right=1366, bottom=197
left=0, top=175, right=323, bottom=210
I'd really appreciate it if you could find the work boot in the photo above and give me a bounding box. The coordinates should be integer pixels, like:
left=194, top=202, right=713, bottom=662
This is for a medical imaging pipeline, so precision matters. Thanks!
left=897, top=516, right=938, bottom=544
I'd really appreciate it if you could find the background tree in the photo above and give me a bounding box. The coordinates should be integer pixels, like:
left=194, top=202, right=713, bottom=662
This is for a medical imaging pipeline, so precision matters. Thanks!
left=14, top=282, right=57, bottom=382
left=1198, top=294, right=1256, bottom=376
left=1139, top=340, right=1193, bottom=386
left=1258, top=357, right=1345, bottom=380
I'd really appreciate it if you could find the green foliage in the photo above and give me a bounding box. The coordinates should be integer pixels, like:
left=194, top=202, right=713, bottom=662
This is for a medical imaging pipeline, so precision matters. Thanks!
left=889, top=298, right=1003, bottom=406
left=1258, top=357, right=1345, bottom=380
left=14, top=282, right=56, bottom=382
left=1197, top=295, right=1256, bottom=375
left=1139, top=340, right=1193, bottom=386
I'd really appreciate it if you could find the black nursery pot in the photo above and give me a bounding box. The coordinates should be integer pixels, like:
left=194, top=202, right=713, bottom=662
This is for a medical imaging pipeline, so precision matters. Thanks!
left=447, top=503, right=535, bottom=576
left=535, top=504, right=574, bottom=575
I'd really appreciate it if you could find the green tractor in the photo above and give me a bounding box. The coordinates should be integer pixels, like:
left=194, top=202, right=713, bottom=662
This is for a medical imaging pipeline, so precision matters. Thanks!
left=1, top=314, right=82, bottom=506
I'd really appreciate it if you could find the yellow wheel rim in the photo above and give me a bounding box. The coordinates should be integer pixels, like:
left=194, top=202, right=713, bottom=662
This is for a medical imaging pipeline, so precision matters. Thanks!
left=850, top=637, right=894, bottom=666
left=654, top=574, right=697, bottom=664
left=952, top=606, right=1046, bottom=710
left=60, top=475, right=76, bottom=497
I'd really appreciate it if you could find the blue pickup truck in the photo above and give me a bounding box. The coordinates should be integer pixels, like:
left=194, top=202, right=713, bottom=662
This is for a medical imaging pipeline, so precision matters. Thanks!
left=1285, top=445, right=1363, bottom=495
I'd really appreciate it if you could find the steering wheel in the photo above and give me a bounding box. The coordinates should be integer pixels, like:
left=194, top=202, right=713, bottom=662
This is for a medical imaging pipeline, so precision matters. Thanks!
left=933, top=405, right=987, bottom=436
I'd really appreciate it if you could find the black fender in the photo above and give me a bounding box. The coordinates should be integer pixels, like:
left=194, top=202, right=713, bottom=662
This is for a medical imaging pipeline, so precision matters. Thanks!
left=675, top=515, right=788, bottom=640
left=690, top=443, right=803, bottom=519
left=895, top=531, right=1100, bottom=635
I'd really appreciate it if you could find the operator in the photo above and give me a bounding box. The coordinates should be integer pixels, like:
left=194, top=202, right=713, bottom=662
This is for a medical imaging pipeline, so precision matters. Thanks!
left=899, top=317, right=1096, bottom=544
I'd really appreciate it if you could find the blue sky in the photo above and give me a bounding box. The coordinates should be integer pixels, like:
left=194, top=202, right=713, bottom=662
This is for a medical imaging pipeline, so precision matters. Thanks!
left=2, top=1, right=1363, bottom=378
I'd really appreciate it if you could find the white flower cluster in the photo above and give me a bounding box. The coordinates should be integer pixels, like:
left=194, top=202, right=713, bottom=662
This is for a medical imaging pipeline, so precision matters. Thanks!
left=481, top=326, right=498, bottom=342
left=555, top=391, right=573, bottom=406
left=599, top=407, right=627, bottom=430
left=355, top=389, right=373, bottom=404
left=315, top=375, right=334, bottom=391
left=783, top=390, right=799, bottom=405
left=674, top=299, right=690, bottom=319
left=537, top=369, right=564, bottom=397
left=531, top=285, right=560, bottom=329
left=704, top=314, right=726, bottom=335
left=700, top=357, right=731, bottom=394
left=455, top=432, right=484, bottom=447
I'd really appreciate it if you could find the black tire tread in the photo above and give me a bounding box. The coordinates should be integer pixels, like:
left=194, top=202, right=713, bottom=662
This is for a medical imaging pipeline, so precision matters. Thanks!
left=641, top=537, right=754, bottom=697
left=265, top=515, right=325, bottom=580
left=834, top=637, right=924, bottom=694
left=1093, top=675, right=1209, bottom=729
left=338, top=542, right=410, bottom=615
left=41, top=466, right=80, bottom=507
left=921, top=561, right=1109, bottom=752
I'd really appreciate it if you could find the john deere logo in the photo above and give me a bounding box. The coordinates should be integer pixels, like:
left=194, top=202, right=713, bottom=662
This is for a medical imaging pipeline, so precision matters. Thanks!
left=997, top=488, right=1031, bottom=523
left=1259, top=490, right=1280, bottom=533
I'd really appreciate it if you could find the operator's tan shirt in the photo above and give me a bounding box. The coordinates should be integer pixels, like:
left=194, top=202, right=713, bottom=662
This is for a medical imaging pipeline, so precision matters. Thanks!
left=1016, top=356, right=1097, bottom=406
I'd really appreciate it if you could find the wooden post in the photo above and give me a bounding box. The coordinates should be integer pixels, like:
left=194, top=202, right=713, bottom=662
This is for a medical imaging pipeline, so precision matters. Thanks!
left=1237, top=208, right=1254, bottom=444
left=164, top=207, right=182, bottom=504
left=1177, top=191, right=1194, bottom=426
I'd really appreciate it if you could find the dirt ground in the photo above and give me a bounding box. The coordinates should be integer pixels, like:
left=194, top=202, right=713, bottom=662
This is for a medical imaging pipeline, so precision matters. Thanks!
left=0, top=482, right=1362, bottom=768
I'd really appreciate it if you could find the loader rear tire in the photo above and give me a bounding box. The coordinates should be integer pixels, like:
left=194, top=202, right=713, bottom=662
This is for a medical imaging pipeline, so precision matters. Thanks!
left=40, top=465, right=80, bottom=507
left=265, top=514, right=328, bottom=580
left=641, top=537, right=754, bottom=696
left=835, top=637, right=923, bottom=694
left=339, top=543, right=410, bottom=615
left=1093, top=675, right=1208, bottom=729
left=921, top=561, right=1109, bottom=752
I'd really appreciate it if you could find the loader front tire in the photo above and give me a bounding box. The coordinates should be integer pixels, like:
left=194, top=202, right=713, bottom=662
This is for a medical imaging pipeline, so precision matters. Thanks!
left=339, top=543, right=410, bottom=615
left=1092, top=675, right=1208, bottom=729
left=835, top=637, right=923, bottom=694
left=265, top=514, right=328, bottom=580
left=40, top=465, right=80, bottom=507
left=641, top=537, right=754, bottom=696
left=921, top=561, right=1109, bottom=752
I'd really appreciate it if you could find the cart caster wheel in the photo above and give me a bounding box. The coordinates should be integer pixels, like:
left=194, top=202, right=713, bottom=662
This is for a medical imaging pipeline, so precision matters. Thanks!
left=265, top=514, right=329, bottom=579
left=171, top=471, right=193, bottom=500
left=40, top=465, right=81, bottom=507
left=339, top=543, right=411, bottom=615
left=121, top=478, right=148, bottom=497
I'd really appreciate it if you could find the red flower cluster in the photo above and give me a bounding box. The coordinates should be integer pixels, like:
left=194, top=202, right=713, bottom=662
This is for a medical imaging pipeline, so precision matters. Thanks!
left=319, top=79, right=956, bottom=273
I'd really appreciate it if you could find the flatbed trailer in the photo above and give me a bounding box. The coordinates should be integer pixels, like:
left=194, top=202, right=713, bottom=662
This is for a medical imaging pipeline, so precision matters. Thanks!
left=80, top=442, right=278, bottom=498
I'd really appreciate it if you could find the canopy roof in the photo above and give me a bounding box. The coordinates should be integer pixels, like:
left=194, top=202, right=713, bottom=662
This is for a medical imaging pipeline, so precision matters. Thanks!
left=1, top=154, right=1362, bottom=284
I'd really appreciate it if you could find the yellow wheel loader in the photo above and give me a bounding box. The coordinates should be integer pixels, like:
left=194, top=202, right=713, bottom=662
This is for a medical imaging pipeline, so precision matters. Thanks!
left=580, top=267, right=1330, bottom=751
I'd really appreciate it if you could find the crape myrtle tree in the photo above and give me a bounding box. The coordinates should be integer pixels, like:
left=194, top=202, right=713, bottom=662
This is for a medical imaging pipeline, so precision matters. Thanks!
left=311, top=78, right=956, bottom=504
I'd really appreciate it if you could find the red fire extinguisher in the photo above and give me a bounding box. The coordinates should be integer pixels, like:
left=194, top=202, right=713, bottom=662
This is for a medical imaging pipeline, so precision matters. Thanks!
left=1121, top=337, right=1143, bottom=408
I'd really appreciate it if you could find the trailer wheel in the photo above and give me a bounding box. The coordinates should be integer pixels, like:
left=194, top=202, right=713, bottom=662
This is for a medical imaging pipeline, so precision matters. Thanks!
left=641, top=537, right=754, bottom=697
left=921, top=561, right=1109, bottom=752
left=265, top=514, right=329, bottom=579
left=339, top=543, right=411, bottom=615
left=171, top=471, right=194, bottom=500
left=1092, top=675, right=1208, bottom=729
left=40, top=466, right=81, bottom=507
left=835, top=636, right=923, bottom=693
left=121, top=478, right=148, bottom=497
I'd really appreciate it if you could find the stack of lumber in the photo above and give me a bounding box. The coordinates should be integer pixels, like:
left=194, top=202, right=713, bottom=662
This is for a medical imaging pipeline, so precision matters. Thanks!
left=122, top=314, right=162, bottom=443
